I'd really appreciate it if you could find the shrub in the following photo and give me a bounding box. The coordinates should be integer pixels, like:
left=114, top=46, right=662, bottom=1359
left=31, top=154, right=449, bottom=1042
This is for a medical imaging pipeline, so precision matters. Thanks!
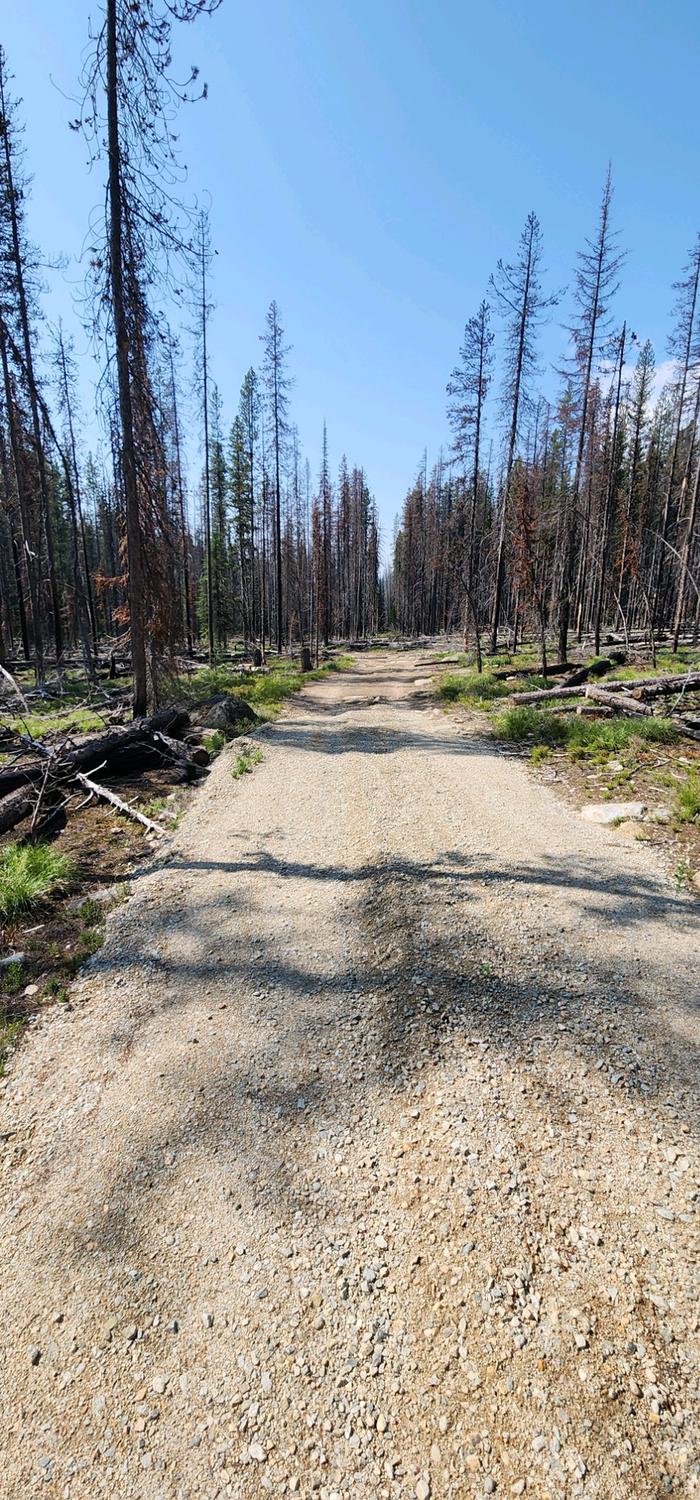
left=493, top=706, right=678, bottom=758
left=0, top=844, right=76, bottom=921
left=231, top=747, right=263, bottom=779
left=674, top=774, right=700, bottom=824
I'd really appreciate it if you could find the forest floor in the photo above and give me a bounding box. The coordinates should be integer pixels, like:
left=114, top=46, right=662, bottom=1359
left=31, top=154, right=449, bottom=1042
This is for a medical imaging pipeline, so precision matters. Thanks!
left=1, top=648, right=699, bottom=1500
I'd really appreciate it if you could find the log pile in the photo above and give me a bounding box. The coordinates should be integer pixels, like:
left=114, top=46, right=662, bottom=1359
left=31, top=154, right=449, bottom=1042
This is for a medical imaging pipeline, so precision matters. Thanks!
left=0, top=707, right=208, bottom=836
left=512, top=669, right=700, bottom=706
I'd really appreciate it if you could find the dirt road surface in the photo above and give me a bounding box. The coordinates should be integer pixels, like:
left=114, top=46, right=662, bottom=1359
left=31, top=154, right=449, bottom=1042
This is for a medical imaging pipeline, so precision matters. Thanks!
left=2, top=651, right=699, bottom=1500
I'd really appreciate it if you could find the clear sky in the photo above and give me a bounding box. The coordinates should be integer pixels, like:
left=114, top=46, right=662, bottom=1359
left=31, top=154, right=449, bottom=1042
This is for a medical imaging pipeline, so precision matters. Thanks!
left=4, top=0, right=700, bottom=546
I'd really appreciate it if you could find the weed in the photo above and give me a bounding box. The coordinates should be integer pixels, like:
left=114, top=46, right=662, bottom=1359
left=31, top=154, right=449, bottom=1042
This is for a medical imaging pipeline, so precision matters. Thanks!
left=2, top=961, right=23, bottom=995
left=45, top=977, right=70, bottom=1003
left=0, top=844, right=76, bottom=920
left=231, top=747, right=263, bottom=779
left=673, top=773, right=700, bottom=824
left=202, top=729, right=225, bottom=756
left=0, top=1015, right=24, bottom=1075
left=78, top=927, right=103, bottom=958
left=78, top=898, right=101, bottom=926
left=438, top=671, right=511, bottom=707
left=674, top=859, right=693, bottom=893
left=493, top=706, right=678, bottom=760
left=530, top=743, right=551, bottom=766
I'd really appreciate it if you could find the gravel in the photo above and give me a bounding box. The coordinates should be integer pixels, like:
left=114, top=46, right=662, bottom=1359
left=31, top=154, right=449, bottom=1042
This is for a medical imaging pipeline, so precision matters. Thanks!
left=0, top=649, right=698, bottom=1499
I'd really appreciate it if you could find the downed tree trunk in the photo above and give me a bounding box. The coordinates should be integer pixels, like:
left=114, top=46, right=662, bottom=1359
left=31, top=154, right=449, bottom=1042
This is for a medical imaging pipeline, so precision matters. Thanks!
left=151, top=730, right=209, bottom=773
left=562, top=654, right=626, bottom=689
left=74, top=773, right=167, bottom=833
left=491, top=662, right=575, bottom=681
left=0, top=709, right=190, bottom=794
left=629, top=672, right=700, bottom=700
left=512, top=683, right=592, bottom=704
left=585, top=686, right=651, bottom=716
left=0, top=708, right=192, bottom=834
left=512, top=670, right=700, bottom=705
left=0, top=786, right=36, bottom=835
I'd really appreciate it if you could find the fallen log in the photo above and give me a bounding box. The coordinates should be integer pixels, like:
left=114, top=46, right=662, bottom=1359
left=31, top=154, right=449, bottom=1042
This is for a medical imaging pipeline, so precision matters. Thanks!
left=74, top=773, right=167, bottom=834
left=0, top=708, right=192, bottom=833
left=512, top=670, right=700, bottom=705
left=0, top=709, right=190, bottom=793
left=491, top=662, right=575, bottom=681
left=562, top=654, right=626, bottom=689
left=151, top=730, right=209, bottom=773
left=0, top=786, right=36, bottom=835
left=585, top=686, right=651, bottom=716
left=576, top=701, right=613, bottom=716
left=630, top=671, right=700, bottom=700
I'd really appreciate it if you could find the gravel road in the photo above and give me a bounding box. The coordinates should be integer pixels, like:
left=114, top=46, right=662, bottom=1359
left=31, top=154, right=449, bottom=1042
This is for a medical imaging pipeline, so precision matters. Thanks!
left=1, top=650, right=699, bottom=1500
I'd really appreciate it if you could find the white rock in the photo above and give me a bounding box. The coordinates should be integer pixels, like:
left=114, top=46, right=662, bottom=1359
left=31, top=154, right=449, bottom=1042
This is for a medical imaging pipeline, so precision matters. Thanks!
left=580, top=801, right=646, bottom=826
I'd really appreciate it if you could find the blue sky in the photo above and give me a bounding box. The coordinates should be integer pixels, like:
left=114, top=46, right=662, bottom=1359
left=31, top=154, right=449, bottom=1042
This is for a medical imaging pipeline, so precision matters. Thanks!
left=4, top=0, right=699, bottom=546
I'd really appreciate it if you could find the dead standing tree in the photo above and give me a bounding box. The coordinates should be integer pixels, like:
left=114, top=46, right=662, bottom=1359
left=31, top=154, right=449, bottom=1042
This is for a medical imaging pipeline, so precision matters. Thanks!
left=447, top=298, right=494, bottom=670
left=77, top=0, right=221, bottom=716
left=489, top=212, right=559, bottom=654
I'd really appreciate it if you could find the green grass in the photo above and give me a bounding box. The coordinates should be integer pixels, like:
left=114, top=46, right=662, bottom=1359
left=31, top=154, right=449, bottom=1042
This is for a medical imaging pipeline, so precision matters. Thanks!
left=231, top=747, right=264, bottom=779
left=77, top=898, right=101, bottom=925
left=0, top=1015, right=24, bottom=1075
left=493, top=705, right=679, bottom=761
left=674, top=773, right=700, bottom=824
left=166, top=654, right=354, bottom=721
left=1, top=960, right=24, bottom=995
left=78, top=927, right=103, bottom=958
left=202, top=729, right=226, bottom=756
left=8, top=704, right=107, bottom=741
left=0, top=844, right=76, bottom=921
left=438, top=670, right=513, bottom=707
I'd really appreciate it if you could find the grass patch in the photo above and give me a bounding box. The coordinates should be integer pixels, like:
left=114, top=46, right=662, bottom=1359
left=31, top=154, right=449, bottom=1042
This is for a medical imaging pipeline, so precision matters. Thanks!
left=231, top=747, right=263, bottom=779
left=202, top=729, right=225, bottom=756
left=78, top=927, right=103, bottom=958
left=674, top=774, right=700, bottom=824
left=77, top=897, right=101, bottom=925
left=0, top=1015, right=24, bottom=1075
left=438, top=670, right=512, bottom=707
left=0, top=844, right=76, bottom=921
left=166, top=654, right=354, bottom=721
left=493, top=705, right=679, bottom=761
left=8, top=704, right=106, bottom=741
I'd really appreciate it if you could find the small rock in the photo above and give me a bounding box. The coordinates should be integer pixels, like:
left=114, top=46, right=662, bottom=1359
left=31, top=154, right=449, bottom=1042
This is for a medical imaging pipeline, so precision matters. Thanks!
left=29, top=1346, right=41, bottom=1366
left=152, top=1374, right=169, bottom=1394
left=249, top=1442, right=266, bottom=1462
left=202, top=1311, right=214, bottom=1328
left=416, top=1482, right=430, bottom=1500
left=581, top=801, right=646, bottom=826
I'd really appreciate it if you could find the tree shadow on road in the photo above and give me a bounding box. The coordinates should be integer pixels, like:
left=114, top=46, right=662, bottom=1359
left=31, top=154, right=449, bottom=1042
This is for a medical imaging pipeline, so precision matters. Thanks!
left=72, top=839, right=700, bottom=1266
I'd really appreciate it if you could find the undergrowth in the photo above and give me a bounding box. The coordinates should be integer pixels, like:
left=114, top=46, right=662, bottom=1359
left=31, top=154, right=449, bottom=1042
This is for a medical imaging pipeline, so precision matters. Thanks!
left=439, top=670, right=546, bottom=708
left=493, top=705, right=679, bottom=760
left=231, top=747, right=263, bottom=779
left=0, top=844, right=76, bottom=921
left=167, top=654, right=354, bottom=719
left=674, top=773, right=700, bottom=824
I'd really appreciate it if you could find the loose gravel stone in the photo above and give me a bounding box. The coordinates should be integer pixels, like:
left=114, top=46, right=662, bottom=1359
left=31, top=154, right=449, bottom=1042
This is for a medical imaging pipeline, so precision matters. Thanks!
left=0, top=651, right=698, bottom=1500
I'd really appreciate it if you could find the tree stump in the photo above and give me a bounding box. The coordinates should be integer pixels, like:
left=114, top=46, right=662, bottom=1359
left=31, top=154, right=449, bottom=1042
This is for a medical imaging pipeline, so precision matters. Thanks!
left=300, top=645, right=313, bottom=672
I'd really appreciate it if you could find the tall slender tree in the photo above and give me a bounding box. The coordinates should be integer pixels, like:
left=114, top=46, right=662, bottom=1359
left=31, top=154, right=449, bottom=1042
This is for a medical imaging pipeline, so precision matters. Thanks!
left=261, top=301, right=291, bottom=654
left=489, top=212, right=559, bottom=651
